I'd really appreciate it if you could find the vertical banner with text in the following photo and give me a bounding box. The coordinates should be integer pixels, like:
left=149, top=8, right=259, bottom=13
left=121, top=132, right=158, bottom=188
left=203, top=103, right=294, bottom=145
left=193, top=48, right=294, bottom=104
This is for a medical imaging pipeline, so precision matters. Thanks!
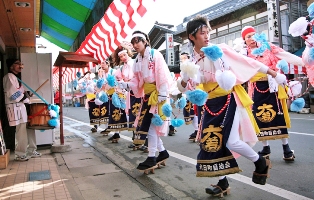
left=165, top=33, right=174, bottom=66
left=266, top=0, right=279, bottom=43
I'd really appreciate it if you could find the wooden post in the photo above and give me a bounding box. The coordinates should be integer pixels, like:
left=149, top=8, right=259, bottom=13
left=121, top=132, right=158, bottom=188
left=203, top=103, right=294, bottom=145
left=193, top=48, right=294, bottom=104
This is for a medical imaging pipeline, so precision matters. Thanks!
left=58, top=66, right=64, bottom=145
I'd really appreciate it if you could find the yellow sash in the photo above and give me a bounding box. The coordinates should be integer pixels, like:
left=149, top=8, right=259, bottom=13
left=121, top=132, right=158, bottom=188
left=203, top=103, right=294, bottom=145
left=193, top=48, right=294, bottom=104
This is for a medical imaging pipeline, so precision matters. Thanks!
left=143, top=83, right=166, bottom=120
left=202, top=82, right=230, bottom=99
left=278, top=85, right=291, bottom=128
left=86, top=93, right=96, bottom=100
left=107, top=88, right=115, bottom=95
left=250, top=72, right=267, bottom=82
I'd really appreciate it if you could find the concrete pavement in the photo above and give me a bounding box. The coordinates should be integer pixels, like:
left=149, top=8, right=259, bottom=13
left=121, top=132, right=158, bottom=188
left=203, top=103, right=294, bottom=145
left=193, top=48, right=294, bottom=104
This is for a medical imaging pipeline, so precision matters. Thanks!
left=0, top=124, right=181, bottom=200
left=0, top=149, right=72, bottom=200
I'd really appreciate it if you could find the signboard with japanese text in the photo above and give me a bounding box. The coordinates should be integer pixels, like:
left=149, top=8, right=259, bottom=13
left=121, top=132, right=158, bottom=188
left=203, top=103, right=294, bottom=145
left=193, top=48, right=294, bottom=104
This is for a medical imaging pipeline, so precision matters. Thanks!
left=265, top=0, right=279, bottom=43
left=165, top=33, right=175, bottom=66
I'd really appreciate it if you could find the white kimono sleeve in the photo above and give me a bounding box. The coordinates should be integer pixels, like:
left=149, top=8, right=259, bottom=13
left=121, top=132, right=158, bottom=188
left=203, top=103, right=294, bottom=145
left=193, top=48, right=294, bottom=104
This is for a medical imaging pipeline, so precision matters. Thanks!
left=3, top=74, right=25, bottom=102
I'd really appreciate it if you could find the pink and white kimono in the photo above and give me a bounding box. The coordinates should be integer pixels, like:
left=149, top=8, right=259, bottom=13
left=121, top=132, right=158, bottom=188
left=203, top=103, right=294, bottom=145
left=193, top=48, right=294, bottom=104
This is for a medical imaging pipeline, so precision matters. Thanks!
left=115, top=59, right=134, bottom=113
left=177, top=43, right=272, bottom=177
left=128, top=47, right=172, bottom=156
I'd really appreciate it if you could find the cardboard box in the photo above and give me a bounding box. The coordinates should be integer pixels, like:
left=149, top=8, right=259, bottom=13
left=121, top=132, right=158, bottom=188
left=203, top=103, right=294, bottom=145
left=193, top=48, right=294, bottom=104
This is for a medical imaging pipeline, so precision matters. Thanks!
left=0, top=149, right=10, bottom=169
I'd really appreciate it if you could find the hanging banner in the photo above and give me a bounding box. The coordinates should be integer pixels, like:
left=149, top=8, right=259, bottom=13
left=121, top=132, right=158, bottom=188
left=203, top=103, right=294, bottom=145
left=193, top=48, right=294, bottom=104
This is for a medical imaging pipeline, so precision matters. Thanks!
left=265, top=0, right=279, bottom=43
left=165, top=33, right=174, bottom=66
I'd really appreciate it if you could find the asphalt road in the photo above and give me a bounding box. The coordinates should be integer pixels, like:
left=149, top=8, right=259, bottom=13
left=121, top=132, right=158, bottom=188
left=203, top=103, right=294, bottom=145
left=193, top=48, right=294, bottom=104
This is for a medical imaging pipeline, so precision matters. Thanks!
left=61, top=106, right=314, bottom=200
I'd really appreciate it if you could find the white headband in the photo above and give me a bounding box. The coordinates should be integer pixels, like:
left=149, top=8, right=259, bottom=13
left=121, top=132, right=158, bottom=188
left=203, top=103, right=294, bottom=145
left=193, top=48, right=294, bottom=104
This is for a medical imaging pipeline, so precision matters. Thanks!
left=118, top=49, right=127, bottom=56
left=131, top=33, right=146, bottom=40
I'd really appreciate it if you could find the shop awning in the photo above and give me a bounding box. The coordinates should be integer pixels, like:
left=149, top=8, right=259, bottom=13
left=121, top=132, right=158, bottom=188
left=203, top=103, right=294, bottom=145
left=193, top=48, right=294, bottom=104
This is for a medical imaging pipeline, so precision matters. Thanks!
left=41, top=0, right=97, bottom=50
left=76, top=0, right=156, bottom=62
left=52, top=0, right=156, bottom=87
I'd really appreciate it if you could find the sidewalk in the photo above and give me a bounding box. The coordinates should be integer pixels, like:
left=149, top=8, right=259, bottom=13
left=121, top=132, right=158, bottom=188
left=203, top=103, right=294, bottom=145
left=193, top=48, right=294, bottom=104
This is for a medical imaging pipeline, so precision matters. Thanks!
left=0, top=149, right=71, bottom=200
left=0, top=127, right=158, bottom=200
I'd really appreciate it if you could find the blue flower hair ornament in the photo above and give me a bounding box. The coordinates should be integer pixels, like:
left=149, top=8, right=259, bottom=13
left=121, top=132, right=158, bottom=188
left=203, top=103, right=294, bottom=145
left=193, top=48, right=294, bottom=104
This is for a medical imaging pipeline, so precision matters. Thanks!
left=186, top=89, right=208, bottom=106
left=308, top=2, right=314, bottom=18
left=276, top=60, right=289, bottom=74
left=251, top=33, right=271, bottom=56
left=120, top=97, right=126, bottom=109
left=99, top=91, right=108, bottom=103
left=107, top=74, right=116, bottom=87
left=175, top=96, right=187, bottom=109
left=162, top=103, right=172, bottom=117
left=252, top=43, right=267, bottom=56
left=73, top=79, right=78, bottom=88
left=112, top=92, right=121, bottom=108
left=76, top=71, right=81, bottom=78
left=201, top=45, right=223, bottom=61
left=81, top=88, right=87, bottom=94
left=151, top=114, right=164, bottom=126
left=96, top=78, right=105, bottom=89
left=290, top=98, right=305, bottom=112
left=252, top=33, right=268, bottom=43
left=47, top=104, right=60, bottom=127
left=170, top=118, right=184, bottom=127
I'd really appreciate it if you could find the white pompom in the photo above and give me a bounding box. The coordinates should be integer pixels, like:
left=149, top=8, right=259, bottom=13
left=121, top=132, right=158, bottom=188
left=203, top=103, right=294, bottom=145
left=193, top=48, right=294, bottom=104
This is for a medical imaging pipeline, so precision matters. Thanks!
left=233, top=38, right=245, bottom=52
left=287, top=81, right=302, bottom=97
left=288, top=17, right=308, bottom=37
left=95, top=98, right=104, bottom=105
left=180, top=61, right=200, bottom=80
left=90, top=73, right=96, bottom=79
left=49, top=110, right=57, bottom=118
left=215, top=70, right=236, bottom=91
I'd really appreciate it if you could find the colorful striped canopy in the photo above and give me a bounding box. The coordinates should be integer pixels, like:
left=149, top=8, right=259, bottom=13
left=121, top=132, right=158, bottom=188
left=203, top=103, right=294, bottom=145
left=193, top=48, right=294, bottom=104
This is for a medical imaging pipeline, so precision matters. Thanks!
left=41, top=0, right=97, bottom=50
left=52, top=0, right=156, bottom=87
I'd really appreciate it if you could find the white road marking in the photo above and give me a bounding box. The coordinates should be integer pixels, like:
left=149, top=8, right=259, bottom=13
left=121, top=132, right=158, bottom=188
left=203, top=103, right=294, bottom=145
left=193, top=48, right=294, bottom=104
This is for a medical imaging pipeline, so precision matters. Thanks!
left=289, top=131, right=314, bottom=137
left=62, top=116, right=312, bottom=200
left=290, top=117, right=314, bottom=120
left=69, top=123, right=85, bottom=127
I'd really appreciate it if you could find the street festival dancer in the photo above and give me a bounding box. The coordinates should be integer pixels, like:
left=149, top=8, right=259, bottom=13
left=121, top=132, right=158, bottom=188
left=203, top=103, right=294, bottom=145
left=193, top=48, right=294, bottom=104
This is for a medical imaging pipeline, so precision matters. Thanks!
left=77, top=71, right=109, bottom=134
left=3, top=58, right=42, bottom=161
left=100, top=60, right=128, bottom=143
left=119, top=31, right=172, bottom=173
left=112, top=42, right=142, bottom=148
left=177, top=16, right=287, bottom=197
left=240, top=26, right=304, bottom=161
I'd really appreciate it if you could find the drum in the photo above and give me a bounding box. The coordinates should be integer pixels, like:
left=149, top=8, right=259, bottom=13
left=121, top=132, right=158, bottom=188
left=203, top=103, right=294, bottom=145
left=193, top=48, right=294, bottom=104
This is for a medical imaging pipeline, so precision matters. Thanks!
left=27, top=103, right=53, bottom=129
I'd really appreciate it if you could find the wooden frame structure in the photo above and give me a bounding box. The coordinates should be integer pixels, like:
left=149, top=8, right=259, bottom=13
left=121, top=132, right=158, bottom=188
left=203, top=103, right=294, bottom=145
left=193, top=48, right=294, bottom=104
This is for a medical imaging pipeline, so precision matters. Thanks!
left=54, top=52, right=98, bottom=145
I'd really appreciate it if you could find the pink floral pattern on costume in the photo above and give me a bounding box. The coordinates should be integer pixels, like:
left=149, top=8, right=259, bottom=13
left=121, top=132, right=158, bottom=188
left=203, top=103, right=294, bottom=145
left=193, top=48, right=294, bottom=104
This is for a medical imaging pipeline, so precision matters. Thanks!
left=306, top=65, right=314, bottom=86
left=129, top=47, right=171, bottom=98
left=115, top=59, right=134, bottom=82
left=247, top=42, right=284, bottom=70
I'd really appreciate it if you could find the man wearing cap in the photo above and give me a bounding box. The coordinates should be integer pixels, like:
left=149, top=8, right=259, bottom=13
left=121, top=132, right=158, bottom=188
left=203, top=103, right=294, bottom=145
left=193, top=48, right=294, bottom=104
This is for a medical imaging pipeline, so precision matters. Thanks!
left=3, top=58, right=41, bottom=161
